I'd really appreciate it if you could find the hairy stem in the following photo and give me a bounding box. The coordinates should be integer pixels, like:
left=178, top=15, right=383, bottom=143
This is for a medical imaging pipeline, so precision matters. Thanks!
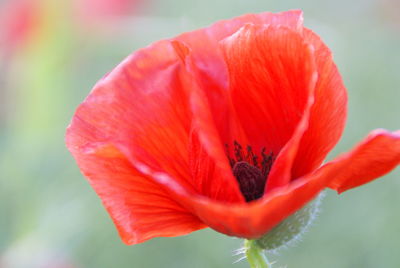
left=244, top=240, right=271, bottom=268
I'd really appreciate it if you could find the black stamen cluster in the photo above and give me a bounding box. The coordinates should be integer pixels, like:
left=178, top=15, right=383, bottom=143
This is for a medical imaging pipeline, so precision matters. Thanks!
left=226, top=141, right=274, bottom=202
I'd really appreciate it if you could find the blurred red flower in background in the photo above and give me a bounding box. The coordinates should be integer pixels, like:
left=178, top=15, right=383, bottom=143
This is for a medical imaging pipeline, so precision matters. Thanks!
left=74, top=0, right=141, bottom=19
left=66, top=10, right=400, bottom=245
left=73, top=0, right=144, bottom=32
left=0, top=0, right=40, bottom=55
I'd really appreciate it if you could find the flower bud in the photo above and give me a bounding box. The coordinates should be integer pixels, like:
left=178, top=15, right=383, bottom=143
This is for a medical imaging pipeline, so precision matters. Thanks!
left=255, top=191, right=325, bottom=252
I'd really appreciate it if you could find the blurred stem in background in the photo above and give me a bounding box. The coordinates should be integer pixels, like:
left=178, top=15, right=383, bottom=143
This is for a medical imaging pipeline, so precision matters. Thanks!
left=1, top=1, right=148, bottom=266
left=11, top=0, right=74, bottom=142
left=0, top=0, right=76, bottom=262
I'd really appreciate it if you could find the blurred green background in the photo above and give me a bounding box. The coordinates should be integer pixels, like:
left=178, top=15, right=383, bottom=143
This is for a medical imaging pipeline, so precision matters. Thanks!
left=0, top=0, right=399, bottom=267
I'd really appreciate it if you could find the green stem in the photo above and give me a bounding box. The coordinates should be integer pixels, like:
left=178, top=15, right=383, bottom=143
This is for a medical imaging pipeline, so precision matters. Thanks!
left=244, top=240, right=271, bottom=268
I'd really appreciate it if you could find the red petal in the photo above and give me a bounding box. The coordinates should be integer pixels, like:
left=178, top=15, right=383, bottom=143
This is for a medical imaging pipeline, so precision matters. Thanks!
left=65, top=40, right=216, bottom=244
left=327, top=129, right=400, bottom=193
left=187, top=81, right=244, bottom=202
left=188, top=130, right=244, bottom=203
left=124, top=130, right=400, bottom=239
left=66, top=38, right=246, bottom=244
left=176, top=10, right=303, bottom=77
left=291, top=29, right=348, bottom=178
left=220, top=24, right=317, bottom=190
left=70, top=40, right=199, bottom=193
left=172, top=40, right=245, bottom=203
left=66, top=131, right=205, bottom=245
left=171, top=11, right=307, bottom=196
left=175, top=10, right=304, bottom=143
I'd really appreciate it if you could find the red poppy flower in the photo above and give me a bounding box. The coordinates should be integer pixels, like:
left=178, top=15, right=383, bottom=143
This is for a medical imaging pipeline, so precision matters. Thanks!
left=66, top=10, right=400, bottom=245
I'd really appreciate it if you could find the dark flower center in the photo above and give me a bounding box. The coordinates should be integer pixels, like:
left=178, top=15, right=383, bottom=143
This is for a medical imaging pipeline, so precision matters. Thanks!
left=227, top=141, right=274, bottom=202
left=232, top=161, right=265, bottom=202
